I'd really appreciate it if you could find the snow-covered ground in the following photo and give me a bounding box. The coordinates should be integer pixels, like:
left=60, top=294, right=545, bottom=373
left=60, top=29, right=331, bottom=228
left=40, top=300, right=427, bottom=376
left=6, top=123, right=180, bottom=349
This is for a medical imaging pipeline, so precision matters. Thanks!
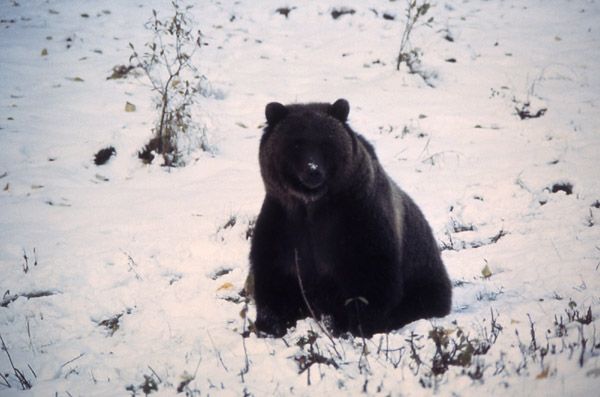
left=1, top=0, right=599, bottom=395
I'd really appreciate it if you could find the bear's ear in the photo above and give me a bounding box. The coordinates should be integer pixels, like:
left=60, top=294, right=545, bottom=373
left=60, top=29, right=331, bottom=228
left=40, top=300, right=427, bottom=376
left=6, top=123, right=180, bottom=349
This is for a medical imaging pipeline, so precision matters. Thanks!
left=265, top=102, right=288, bottom=126
left=329, top=98, right=350, bottom=123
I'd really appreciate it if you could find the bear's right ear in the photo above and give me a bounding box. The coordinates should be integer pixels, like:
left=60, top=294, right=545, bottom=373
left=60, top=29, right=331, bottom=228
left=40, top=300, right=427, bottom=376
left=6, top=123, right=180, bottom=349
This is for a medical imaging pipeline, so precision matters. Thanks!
left=265, top=102, right=288, bottom=126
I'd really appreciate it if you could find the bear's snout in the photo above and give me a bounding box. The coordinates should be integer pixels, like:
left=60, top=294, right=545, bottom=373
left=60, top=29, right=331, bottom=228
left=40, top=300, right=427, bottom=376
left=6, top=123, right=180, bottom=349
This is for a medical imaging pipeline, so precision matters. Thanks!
left=298, top=162, right=325, bottom=190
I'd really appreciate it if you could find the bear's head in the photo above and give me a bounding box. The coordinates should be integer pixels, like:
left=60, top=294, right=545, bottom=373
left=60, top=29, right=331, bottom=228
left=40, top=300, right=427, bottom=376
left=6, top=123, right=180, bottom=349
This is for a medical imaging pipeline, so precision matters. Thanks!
left=259, top=99, right=356, bottom=204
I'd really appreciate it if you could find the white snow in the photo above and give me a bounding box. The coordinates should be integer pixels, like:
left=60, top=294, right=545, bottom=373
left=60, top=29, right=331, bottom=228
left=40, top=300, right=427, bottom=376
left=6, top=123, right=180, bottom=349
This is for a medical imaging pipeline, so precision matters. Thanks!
left=1, top=0, right=599, bottom=396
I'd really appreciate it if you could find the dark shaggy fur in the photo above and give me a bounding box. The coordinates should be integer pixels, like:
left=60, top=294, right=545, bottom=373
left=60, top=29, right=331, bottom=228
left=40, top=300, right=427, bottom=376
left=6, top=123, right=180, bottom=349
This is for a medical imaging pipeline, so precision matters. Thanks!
left=249, top=99, right=451, bottom=337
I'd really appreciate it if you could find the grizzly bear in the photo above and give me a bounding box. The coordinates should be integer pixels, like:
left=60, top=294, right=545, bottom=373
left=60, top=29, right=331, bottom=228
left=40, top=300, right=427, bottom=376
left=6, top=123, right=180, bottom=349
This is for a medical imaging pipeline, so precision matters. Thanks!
left=249, top=99, right=452, bottom=337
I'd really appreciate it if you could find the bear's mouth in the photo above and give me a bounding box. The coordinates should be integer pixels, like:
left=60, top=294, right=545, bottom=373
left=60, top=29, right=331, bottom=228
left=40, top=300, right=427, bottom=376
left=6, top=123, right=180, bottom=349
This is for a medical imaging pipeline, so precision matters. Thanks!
left=289, top=176, right=328, bottom=202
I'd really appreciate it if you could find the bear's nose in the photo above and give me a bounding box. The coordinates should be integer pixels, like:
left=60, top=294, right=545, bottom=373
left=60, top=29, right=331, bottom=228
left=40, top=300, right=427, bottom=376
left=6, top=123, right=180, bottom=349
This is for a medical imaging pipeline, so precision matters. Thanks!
left=299, top=162, right=325, bottom=190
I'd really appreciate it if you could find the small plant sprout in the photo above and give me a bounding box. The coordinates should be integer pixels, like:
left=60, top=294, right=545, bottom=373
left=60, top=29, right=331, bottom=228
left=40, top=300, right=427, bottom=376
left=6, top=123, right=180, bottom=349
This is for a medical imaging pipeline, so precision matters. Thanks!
left=130, top=0, right=211, bottom=167
left=395, top=1, right=434, bottom=85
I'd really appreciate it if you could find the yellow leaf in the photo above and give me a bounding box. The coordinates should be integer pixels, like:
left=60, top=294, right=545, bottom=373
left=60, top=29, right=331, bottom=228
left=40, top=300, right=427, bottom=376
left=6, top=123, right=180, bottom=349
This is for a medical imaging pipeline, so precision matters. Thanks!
left=124, top=102, right=136, bottom=112
left=481, top=264, right=492, bottom=278
left=536, top=366, right=550, bottom=379
left=217, top=282, right=233, bottom=291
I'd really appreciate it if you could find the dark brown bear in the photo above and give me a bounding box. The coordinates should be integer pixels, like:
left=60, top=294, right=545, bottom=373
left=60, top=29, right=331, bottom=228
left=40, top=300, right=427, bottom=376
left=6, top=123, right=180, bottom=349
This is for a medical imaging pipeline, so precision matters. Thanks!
left=249, top=99, right=452, bottom=337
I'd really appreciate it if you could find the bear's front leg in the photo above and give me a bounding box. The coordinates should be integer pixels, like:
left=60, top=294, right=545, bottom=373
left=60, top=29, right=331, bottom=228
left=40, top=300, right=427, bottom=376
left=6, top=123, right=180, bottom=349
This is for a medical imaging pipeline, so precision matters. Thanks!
left=333, top=257, right=403, bottom=337
left=342, top=296, right=393, bottom=337
left=253, top=271, right=304, bottom=337
left=254, top=303, right=289, bottom=337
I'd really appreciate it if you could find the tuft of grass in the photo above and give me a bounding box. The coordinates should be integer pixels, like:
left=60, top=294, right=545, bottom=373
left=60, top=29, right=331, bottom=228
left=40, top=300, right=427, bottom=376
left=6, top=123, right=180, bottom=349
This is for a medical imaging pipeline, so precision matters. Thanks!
left=565, top=301, right=593, bottom=325
left=550, top=182, right=573, bottom=195
left=126, top=374, right=159, bottom=396
left=515, top=101, right=547, bottom=120
left=275, top=7, right=296, bottom=18
left=331, top=7, right=355, bottom=20
left=94, top=146, right=116, bottom=165
left=0, top=334, right=33, bottom=390
left=98, top=314, right=123, bottom=337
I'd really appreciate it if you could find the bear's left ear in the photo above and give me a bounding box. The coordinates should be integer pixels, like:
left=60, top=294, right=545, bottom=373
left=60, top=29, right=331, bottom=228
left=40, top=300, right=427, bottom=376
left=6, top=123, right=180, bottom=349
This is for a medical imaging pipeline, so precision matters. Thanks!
left=265, top=102, right=288, bottom=126
left=329, top=98, right=350, bottom=123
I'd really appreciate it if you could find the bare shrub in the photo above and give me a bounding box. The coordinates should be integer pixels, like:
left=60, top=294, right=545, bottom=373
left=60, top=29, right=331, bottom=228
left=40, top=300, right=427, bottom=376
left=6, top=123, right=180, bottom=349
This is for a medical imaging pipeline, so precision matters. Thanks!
left=130, top=1, right=211, bottom=167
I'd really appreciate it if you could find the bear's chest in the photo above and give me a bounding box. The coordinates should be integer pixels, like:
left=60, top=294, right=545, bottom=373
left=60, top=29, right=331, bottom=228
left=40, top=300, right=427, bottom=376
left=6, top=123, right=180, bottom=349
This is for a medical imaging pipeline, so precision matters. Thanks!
left=285, top=208, right=348, bottom=279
